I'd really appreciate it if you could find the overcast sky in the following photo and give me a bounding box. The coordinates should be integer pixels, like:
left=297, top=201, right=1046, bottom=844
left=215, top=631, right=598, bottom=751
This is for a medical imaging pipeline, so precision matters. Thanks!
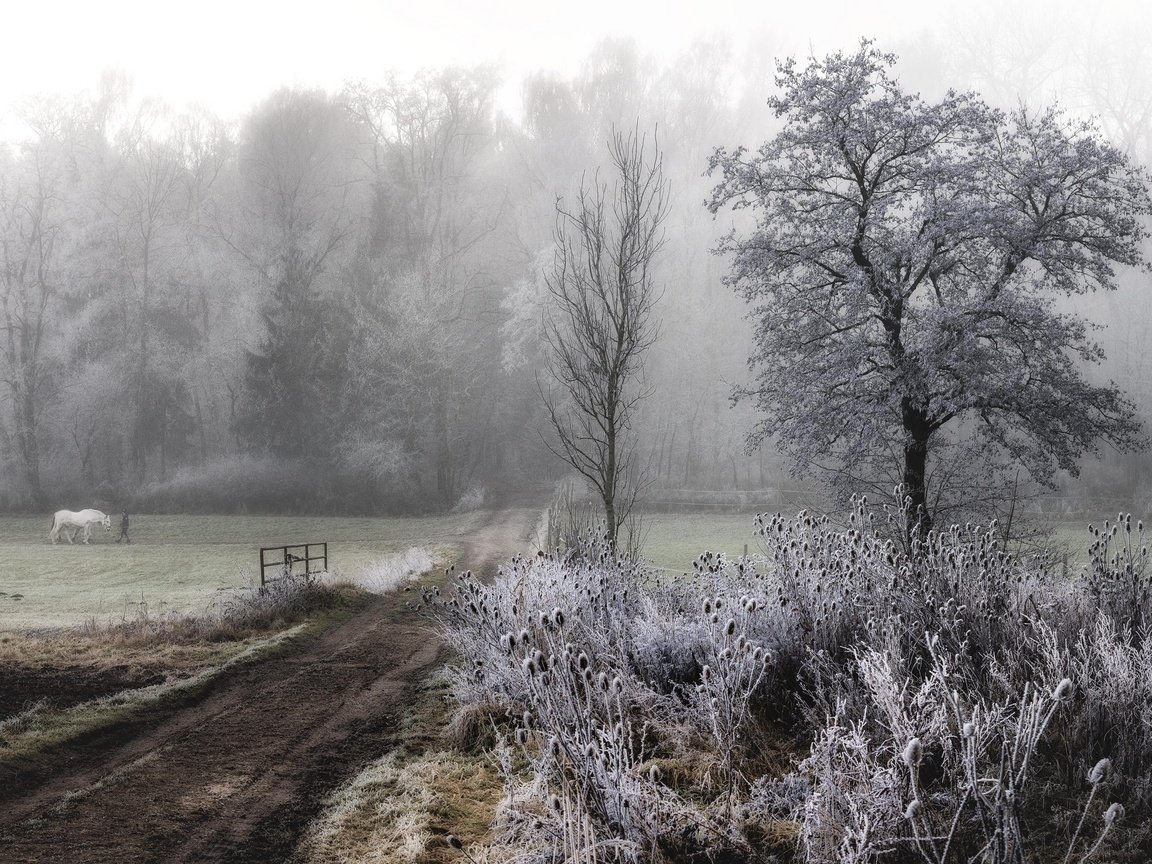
left=2, top=0, right=1147, bottom=126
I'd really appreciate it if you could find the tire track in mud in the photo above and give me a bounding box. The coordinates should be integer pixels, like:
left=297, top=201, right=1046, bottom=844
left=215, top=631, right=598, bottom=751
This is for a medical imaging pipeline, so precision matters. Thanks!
left=0, top=506, right=539, bottom=864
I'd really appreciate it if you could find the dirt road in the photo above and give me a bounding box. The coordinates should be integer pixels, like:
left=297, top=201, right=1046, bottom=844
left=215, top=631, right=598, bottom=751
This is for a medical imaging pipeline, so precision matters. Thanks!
left=0, top=507, right=540, bottom=863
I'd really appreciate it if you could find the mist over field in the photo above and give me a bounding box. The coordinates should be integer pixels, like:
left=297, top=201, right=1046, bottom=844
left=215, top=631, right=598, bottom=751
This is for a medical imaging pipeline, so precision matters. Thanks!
left=5, top=4, right=1152, bottom=863
left=0, top=0, right=1146, bottom=524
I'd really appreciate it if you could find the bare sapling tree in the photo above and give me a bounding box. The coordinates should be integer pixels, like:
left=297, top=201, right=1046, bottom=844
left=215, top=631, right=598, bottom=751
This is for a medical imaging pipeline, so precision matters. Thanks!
left=542, top=127, right=669, bottom=547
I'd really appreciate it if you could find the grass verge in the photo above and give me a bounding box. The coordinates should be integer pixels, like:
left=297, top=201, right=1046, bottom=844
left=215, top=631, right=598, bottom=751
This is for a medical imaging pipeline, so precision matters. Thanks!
left=0, top=583, right=366, bottom=773
left=293, top=667, right=504, bottom=864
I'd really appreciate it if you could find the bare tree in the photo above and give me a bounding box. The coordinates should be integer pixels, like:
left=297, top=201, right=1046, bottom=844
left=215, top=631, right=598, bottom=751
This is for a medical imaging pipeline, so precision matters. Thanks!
left=344, top=68, right=506, bottom=509
left=542, top=127, right=668, bottom=545
left=0, top=135, right=67, bottom=508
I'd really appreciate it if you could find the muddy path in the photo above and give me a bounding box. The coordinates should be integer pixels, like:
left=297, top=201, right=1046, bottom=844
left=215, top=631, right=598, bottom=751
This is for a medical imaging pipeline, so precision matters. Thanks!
left=0, top=506, right=540, bottom=863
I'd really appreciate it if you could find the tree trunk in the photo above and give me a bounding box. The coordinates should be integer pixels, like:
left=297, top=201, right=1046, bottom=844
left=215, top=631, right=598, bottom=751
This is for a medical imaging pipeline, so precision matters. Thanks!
left=902, top=399, right=932, bottom=542
left=604, top=410, right=619, bottom=546
left=134, top=234, right=153, bottom=485
left=434, top=394, right=454, bottom=510
left=159, top=401, right=167, bottom=483
left=16, top=382, right=45, bottom=508
left=193, top=390, right=208, bottom=463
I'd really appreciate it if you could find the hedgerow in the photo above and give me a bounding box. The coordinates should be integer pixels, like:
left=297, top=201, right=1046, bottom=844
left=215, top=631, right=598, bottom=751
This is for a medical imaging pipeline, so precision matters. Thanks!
left=424, top=499, right=1151, bottom=863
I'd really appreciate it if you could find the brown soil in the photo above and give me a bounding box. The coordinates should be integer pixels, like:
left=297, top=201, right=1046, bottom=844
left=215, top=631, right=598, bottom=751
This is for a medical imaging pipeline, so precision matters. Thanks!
left=0, top=506, right=540, bottom=864
left=1, top=665, right=170, bottom=718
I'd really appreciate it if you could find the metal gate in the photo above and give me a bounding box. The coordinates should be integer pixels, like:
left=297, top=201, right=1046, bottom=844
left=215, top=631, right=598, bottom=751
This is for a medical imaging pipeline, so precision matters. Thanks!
left=259, top=542, right=328, bottom=588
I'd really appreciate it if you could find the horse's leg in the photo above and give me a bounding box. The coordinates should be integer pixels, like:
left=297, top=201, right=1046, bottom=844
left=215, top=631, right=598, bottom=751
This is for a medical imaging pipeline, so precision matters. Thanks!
left=83, top=524, right=91, bottom=544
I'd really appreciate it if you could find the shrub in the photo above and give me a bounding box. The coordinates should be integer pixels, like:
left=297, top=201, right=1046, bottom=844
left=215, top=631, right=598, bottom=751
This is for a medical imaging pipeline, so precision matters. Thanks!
left=427, top=502, right=1152, bottom=862
left=798, top=638, right=1123, bottom=864
left=77, top=570, right=350, bottom=646
left=358, top=547, right=436, bottom=593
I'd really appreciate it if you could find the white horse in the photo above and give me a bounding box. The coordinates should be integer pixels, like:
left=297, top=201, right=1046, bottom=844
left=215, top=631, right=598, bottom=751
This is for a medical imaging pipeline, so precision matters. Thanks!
left=49, top=509, right=112, bottom=544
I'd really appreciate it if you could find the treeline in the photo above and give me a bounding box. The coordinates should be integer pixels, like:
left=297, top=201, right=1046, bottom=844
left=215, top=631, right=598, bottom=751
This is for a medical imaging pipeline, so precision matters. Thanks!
left=0, top=43, right=770, bottom=513
left=2, top=21, right=1152, bottom=514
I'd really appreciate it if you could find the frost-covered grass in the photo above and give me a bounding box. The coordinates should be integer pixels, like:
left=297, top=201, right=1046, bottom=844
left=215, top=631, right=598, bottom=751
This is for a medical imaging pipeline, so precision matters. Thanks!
left=354, top=547, right=438, bottom=594
left=296, top=668, right=503, bottom=864
left=640, top=514, right=1098, bottom=577
left=639, top=512, right=762, bottom=572
left=0, top=512, right=484, bottom=628
left=424, top=501, right=1152, bottom=863
left=1, top=576, right=363, bottom=768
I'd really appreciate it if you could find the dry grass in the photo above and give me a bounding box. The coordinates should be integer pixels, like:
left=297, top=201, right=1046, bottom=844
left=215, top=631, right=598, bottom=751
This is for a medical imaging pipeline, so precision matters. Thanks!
left=0, top=581, right=368, bottom=767
left=0, top=623, right=310, bottom=763
left=0, top=626, right=254, bottom=670
left=294, top=751, right=503, bottom=864
left=294, top=669, right=505, bottom=864
left=1, top=578, right=361, bottom=675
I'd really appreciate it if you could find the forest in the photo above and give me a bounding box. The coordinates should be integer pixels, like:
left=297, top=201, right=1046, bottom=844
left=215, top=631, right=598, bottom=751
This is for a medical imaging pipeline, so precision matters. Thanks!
left=2, top=17, right=1152, bottom=519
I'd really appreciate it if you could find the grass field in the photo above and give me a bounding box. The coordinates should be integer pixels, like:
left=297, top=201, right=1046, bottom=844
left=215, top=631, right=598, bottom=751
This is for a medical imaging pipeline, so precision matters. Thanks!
left=640, top=512, right=765, bottom=572
left=0, top=511, right=491, bottom=630
left=1, top=508, right=1105, bottom=629
left=639, top=511, right=1100, bottom=574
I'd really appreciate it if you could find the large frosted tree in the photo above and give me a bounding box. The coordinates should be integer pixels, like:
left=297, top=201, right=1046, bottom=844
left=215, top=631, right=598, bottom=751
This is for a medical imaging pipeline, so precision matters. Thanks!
left=707, top=42, right=1152, bottom=536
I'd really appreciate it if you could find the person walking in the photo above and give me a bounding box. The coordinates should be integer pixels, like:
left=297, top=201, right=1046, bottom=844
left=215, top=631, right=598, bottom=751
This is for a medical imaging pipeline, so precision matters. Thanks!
left=116, top=510, right=130, bottom=544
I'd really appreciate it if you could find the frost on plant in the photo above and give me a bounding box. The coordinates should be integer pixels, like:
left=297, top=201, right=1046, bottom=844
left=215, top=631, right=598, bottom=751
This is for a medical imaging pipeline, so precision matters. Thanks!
left=425, top=506, right=1150, bottom=862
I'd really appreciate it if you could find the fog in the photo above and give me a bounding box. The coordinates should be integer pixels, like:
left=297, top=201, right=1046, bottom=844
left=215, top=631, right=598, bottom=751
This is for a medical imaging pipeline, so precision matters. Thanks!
left=1, top=0, right=1150, bottom=517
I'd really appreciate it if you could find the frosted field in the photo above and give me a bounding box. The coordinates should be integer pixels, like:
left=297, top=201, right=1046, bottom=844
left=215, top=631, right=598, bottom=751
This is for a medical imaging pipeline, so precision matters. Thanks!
left=0, top=512, right=489, bottom=629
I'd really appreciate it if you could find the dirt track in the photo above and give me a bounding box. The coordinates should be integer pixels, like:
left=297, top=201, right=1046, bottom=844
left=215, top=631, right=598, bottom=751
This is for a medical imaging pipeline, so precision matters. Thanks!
left=0, top=507, right=539, bottom=863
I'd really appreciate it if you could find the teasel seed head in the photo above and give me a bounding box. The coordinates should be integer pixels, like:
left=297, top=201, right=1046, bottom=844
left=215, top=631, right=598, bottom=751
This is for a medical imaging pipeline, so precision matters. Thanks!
left=902, top=737, right=923, bottom=769
left=1104, top=802, right=1124, bottom=825
left=1089, top=758, right=1112, bottom=784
